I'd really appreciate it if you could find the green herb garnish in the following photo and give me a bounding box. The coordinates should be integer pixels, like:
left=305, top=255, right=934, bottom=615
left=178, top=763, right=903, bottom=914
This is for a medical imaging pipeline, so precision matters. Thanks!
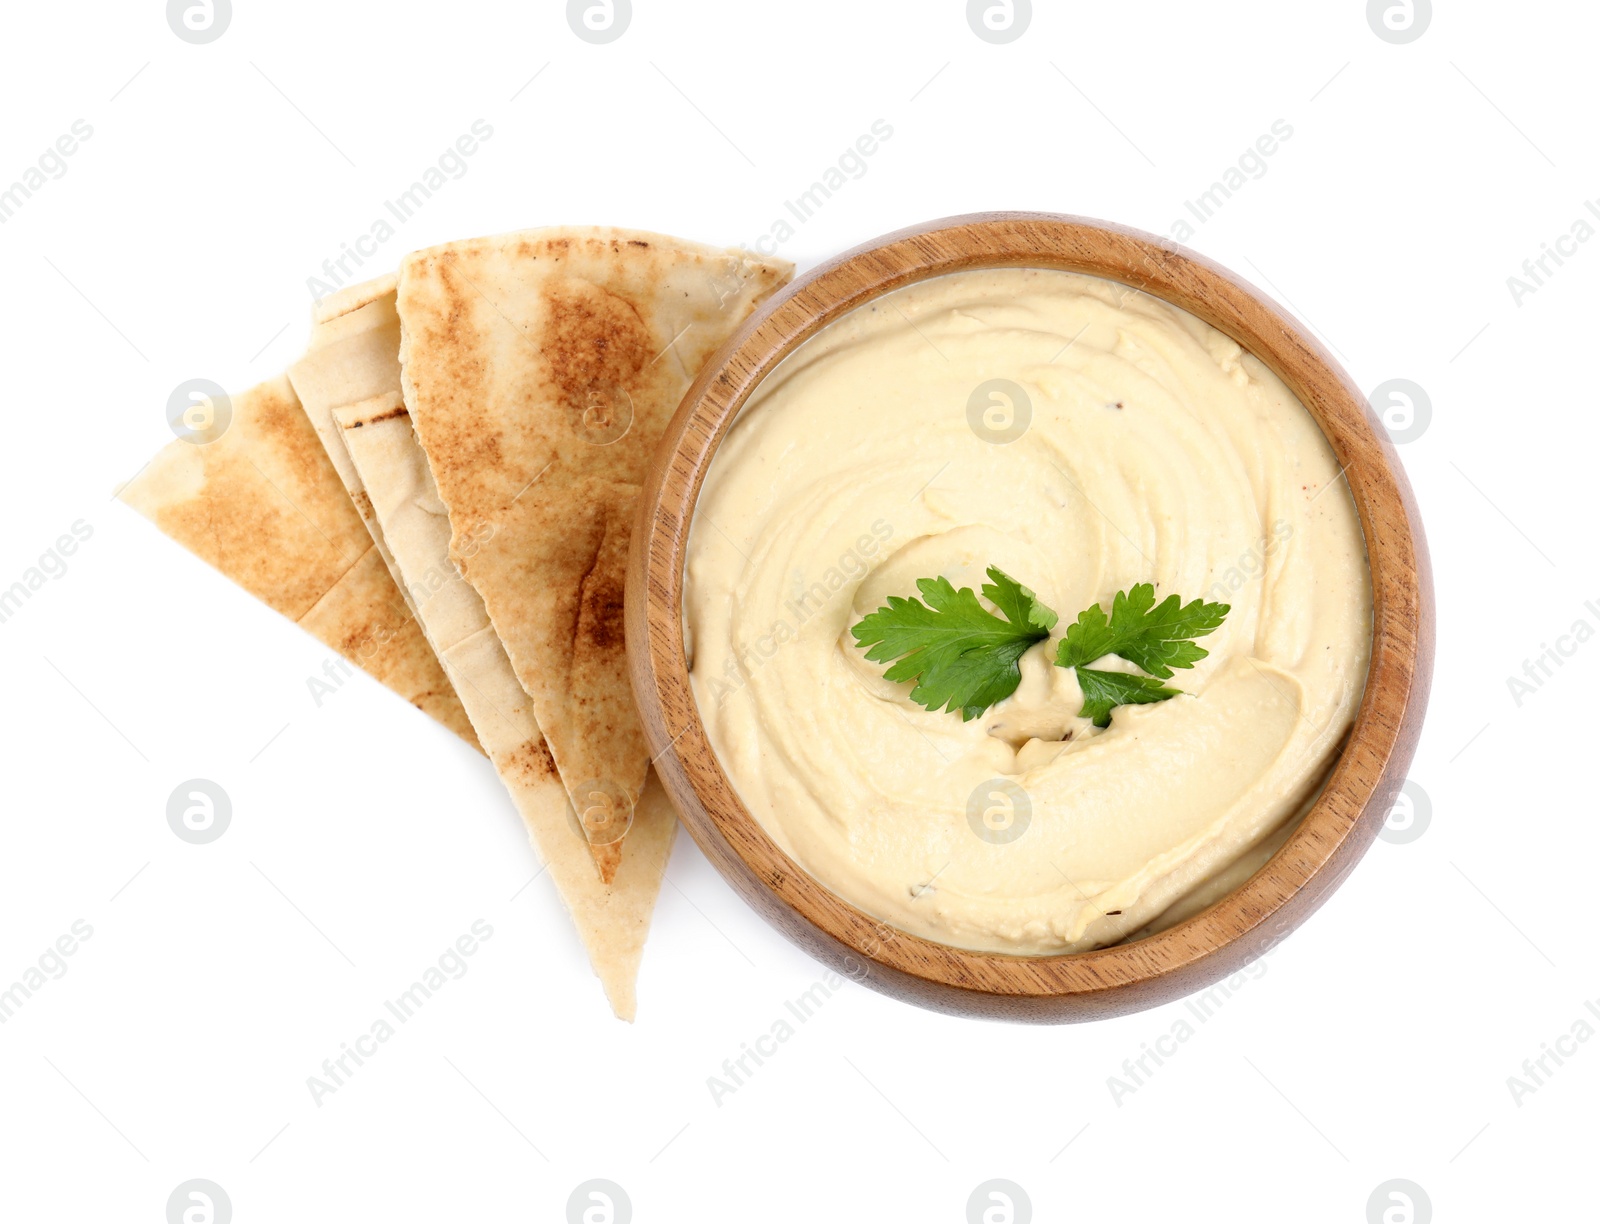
left=1054, top=582, right=1230, bottom=726
left=850, top=567, right=1055, bottom=721
left=850, top=574, right=1228, bottom=727
left=1067, top=664, right=1182, bottom=728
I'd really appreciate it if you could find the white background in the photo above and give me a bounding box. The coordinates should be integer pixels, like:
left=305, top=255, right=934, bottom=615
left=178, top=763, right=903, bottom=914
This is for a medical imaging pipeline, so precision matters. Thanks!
left=0, top=2, right=1593, bottom=1221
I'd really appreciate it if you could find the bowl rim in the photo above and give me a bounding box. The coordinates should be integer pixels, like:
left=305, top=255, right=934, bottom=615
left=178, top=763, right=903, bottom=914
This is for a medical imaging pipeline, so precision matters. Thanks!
left=626, top=212, right=1434, bottom=1021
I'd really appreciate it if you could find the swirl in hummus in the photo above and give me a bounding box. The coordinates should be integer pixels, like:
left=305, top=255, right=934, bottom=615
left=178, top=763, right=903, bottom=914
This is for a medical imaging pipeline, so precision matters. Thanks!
left=685, top=268, right=1372, bottom=955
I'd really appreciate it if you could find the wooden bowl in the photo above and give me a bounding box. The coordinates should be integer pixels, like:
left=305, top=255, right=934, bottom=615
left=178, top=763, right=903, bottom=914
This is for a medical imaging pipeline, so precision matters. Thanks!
left=626, top=213, right=1433, bottom=1021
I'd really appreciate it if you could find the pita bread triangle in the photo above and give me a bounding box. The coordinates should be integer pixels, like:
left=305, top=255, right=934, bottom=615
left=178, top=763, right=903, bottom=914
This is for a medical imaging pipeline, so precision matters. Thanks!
left=117, top=373, right=481, bottom=750
left=332, top=394, right=675, bottom=1018
left=395, top=227, right=791, bottom=882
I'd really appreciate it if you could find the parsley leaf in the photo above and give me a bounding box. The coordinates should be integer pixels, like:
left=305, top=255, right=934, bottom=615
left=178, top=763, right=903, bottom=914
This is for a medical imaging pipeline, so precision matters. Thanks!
left=1072, top=668, right=1182, bottom=728
left=1056, top=582, right=1229, bottom=726
left=850, top=567, right=1055, bottom=721
left=1054, top=582, right=1229, bottom=679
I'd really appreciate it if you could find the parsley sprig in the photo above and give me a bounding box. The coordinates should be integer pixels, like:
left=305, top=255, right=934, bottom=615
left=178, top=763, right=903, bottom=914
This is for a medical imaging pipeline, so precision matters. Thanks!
left=850, top=574, right=1228, bottom=727
left=850, top=568, right=1055, bottom=721
left=1055, top=583, right=1231, bottom=726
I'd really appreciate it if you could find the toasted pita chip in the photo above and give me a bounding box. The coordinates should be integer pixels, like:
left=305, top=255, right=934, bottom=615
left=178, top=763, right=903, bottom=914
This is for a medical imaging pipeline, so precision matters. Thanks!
left=395, top=228, right=791, bottom=881
left=118, top=373, right=480, bottom=751
left=333, top=396, right=675, bottom=1018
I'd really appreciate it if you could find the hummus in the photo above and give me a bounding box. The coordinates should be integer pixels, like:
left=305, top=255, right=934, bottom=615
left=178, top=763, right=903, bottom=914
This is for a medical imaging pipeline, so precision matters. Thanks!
left=685, top=268, right=1371, bottom=955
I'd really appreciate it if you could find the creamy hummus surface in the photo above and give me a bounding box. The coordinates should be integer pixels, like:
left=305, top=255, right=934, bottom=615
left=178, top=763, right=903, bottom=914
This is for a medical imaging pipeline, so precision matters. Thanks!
left=684, top=268, right=1372, bottom=955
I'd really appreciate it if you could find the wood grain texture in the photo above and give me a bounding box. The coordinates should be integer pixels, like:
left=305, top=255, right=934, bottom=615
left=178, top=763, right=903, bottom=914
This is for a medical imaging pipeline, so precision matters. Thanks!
left=625, top=213, right=1434, bottom=1021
